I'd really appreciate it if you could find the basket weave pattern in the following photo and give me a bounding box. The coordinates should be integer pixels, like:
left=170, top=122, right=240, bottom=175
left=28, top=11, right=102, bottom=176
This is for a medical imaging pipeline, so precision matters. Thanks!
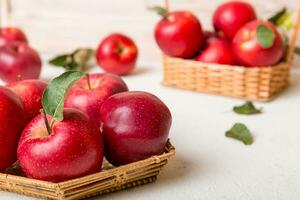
left=0, top=140, right=175, bottom=200
left=163, top=56, right=291, bottom=101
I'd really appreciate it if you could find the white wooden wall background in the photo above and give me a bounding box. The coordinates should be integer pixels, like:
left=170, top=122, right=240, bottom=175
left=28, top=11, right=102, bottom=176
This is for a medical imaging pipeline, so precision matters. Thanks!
left=2, top=0, right=299, bottom=62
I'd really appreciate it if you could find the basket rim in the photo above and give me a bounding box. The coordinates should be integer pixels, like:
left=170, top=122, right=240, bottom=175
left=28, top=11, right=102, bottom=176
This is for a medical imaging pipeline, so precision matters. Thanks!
left=0, top=139, right=175, bottom=187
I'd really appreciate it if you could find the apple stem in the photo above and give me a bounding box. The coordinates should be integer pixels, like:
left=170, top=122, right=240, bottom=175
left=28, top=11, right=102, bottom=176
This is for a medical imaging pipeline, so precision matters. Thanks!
left=41, top=109, right=51, bottom=135
left=86, top=73, right=92, bottom=90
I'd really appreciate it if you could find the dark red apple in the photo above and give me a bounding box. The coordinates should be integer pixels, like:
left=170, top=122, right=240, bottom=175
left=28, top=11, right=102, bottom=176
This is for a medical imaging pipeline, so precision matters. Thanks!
left=0, top=27, right=28, bottom=47
left=232, top=20, right=284, bottom=66
left=0, top=42, right=42, bottom=83
left=96, top=33, right=138, bottom=75
left=195, top=36, right=235, bottom=65
left=8, top=80, right=48, bottom=122
left=17, top=108, right=104, bottom=182
left=154, top=11, right=204, bottom=58
left=0, top=86, right=26, bottom=171
left=65, top=73, right=128, bottom=126
left=213, top=1, right=256, bottom=39
left=100, top=91, right=172, bottom=166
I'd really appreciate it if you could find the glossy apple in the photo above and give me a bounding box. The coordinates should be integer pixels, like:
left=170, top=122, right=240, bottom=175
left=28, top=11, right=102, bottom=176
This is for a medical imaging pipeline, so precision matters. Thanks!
left=8, top=80, right=48, bottom=122
left=65, top=73, right=128, bottom=126
left=100, top=91, right=172, bottom=166
left=18, top=108, right=104, bottom=182
left=0, top=42, right=42, bottom=83
left=96, top=33, right=138, bottom=75
left=0, top=27, right=28, bottom=47
left=0, top=86, right=26, bottom=171
left=154, top=11, right=204, bottom=58
left=213, top=1, right=256, bottom=39
left=232, top=20, right=284, bottom=67
left=195, top=36, right=234, bottom=65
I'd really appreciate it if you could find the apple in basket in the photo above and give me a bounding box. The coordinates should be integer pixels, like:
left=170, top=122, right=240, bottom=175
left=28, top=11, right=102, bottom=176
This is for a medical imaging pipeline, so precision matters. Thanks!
left=0, top=27, right=28, bottom=47
left=96, top=33, right=138, bottom=75
left=8, top=79, right=48, bottom=122
left=0, top=42, right=42, bottom=83
left=213, top=1, right=257, bottom=39
left=151, top=7, right=204, bottom=58
left=0, top=86, right=26, bottom=171
left=18, top=71, right=104, bottom=182
left=195, top=35, right=235, bottom=65
left=232, top=20, right=284, bottom=66
left=65, top=73, right=128, bottom=126
left=100, top=91, right=172, bottom=166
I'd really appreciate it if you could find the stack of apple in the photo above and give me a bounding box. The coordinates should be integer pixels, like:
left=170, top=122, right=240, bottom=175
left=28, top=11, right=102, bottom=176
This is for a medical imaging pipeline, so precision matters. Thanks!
left=152, top=1, right=287, bottom=67
left=0, top=65, right=171, bottom=182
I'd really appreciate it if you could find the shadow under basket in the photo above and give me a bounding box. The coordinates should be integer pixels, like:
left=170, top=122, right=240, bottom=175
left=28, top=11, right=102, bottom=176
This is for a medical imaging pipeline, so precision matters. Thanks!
left=0, top=140, right=175, bottom=200
left=162, top=56, right=291, bottom=101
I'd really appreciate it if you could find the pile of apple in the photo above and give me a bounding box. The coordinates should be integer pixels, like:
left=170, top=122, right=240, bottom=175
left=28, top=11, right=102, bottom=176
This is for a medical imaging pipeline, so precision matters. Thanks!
left=0, top=36, right=170, bottom=183
left=152, top=1, right=286, bottom=67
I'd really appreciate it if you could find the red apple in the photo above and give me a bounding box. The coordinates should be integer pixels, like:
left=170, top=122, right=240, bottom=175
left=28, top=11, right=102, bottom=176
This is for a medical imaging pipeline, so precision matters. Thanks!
left=96, top=33, right=138, bottom=75
left=0, top=27, right=28, bottom=47
left=100, top=91, right=172, bottom=166
left=154, top=11, right=204, bottom=58
left=17, top=108, right=104, bottom=182
left=65, top=73, right=128, bottom=126
left=8, top=80, right=48, bottom=122
left=195, top=36, right=235, bottom=65
left=232, top=20, right=284, bottom=66
left=0, top=86, right=26, bottom=171
left=0, top=42, right=42, bottom=83
left=213, top=1, right=256, bottom=39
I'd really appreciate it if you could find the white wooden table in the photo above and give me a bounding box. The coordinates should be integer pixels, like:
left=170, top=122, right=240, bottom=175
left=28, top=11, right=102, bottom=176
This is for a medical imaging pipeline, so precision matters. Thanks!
left=1, top=0, right=300, bottom=199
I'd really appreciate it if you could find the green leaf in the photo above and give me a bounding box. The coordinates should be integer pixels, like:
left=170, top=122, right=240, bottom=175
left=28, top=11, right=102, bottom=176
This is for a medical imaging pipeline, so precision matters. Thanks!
left=49, top=55, right=70, bottom=66
left=233, top=101, right=262, bottom=115
left=256, top=25, right=275, bottom=48
left=148, top=6, right=168, bottom=17
left=268, top=8, right=294, bottom=31
left=295, top=46, right=300, bottom=55
left=42, top=71, right=84, bottom=121
left=48, top=48, right=94, bottom=72
left=225, top=123, right=254, bottom=145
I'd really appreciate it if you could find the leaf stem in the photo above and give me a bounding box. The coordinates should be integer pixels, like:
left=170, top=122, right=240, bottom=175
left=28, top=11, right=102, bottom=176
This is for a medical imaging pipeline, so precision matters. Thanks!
left=41, top=109, right=51, bottom=135
left=86, top=73, right=92, bottom=90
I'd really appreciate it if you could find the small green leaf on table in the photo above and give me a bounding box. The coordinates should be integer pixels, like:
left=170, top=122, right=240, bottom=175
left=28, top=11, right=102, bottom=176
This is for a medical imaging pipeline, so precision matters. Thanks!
left=49, top=48, right=94, bottom=72
left=256, top=25, right=275, bottom=48
left=233, top=101, right=262, bottom=115
left=42, top=71, right=84, bottom=122
left=225, top=123, right=254, bottom=145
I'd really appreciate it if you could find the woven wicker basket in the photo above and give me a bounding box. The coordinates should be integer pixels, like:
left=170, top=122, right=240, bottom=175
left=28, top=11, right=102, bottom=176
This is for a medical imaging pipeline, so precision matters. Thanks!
left=0, top=140, right=175, bottom=200
left=162, top=6, right=300, bottom=102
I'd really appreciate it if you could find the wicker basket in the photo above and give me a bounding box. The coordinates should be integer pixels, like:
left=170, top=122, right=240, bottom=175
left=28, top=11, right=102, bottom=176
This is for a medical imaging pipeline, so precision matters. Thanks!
left=0, top=140, right=175, bottom=200
left=162, top=6, right=300, bottom=102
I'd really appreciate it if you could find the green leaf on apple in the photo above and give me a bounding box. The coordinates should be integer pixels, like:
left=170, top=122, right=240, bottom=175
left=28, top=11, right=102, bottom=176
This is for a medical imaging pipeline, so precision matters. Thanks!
left=233, top=101, right=262, bottom=115
left=148, top=6, right=168, bottom=17
left=225, top=123, right=254, bottom=145
left=256, top=25, right=275, bottom=49
left=49, top=48, right=94, bottom=72
left=42, top=71, right=84, bottom=122
left=268, top=8, right=294, bottom=31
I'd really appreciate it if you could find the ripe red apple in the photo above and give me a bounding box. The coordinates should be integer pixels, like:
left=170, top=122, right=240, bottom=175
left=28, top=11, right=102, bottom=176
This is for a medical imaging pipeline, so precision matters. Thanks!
left=96, top=33, right=138, bottom=75
left=154, top=11, right=204, bottom=58
left=232, top=20, right=284, bottom=66
left=100, top=91, right=172, bottom=166
left=213, top=1, right=256, bottom=39
left=195, top=36, right=235, bottom=65
left=8, top=80, right=48, bottom=122
left=0, top=86, right=26, bottom=171
left=18, top=108, right=104, bottom=182
left=0, top=27, right=28, bottom=47
left=65, top=73, right=128, bottom=126
left=0, top=42, right=42, bottom=83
